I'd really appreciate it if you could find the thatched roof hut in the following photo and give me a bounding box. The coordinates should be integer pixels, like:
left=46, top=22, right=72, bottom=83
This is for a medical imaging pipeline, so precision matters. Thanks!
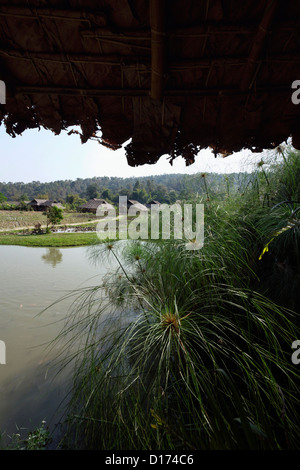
left=27, top=199, right=48, bottom=211
left=43, top=200, right=65, bottom=209
left=0, top=1, right=300, bottom=167
left=28, top=199, right=65, bottom=211
left=146, top=200, right=161, bottom=208
left=80, top=198, right=114, bottom=213
left=127, top=200, right=149, bottom=212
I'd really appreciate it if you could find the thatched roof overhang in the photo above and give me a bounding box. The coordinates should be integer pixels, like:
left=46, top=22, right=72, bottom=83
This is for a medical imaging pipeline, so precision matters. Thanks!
left=0, top=0, right=300, bottom=167
left=80, top=198, right=113, bottom=210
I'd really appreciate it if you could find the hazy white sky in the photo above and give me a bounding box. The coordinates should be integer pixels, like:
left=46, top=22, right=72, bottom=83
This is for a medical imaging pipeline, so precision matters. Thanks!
left=0, top=124, right=266, bottom=183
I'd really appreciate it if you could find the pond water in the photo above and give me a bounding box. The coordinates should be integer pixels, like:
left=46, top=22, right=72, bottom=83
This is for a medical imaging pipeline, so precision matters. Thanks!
left=0, top=244, right=115, bottom=447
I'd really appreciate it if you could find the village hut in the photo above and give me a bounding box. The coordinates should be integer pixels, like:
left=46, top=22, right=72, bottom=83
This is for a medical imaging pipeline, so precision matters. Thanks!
left=27, top=199, right=48, bottom=211
left=126, top=200, right=149, bottom=213
left=43, top=200, right=65, bottom=210
left=149, top=200, right=160, bottom=205
left=80, top=198, right=114, bottom=214
left=146, top=200, right=161, bottom=208
left=28, top=199, right=65, bottom=211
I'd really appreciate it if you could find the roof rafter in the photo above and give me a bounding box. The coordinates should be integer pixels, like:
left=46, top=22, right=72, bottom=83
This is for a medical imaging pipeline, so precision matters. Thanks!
left=240, top=0, right=280, bottom=91
left=13, top=84, right=291, bottom=98
left=0, top=0, right=300, bottom=166
left=150, top=0, right=166, bottom=100
left=1, top=49, right=299, bottom=66
left=0, top=4, right=107, bottom=22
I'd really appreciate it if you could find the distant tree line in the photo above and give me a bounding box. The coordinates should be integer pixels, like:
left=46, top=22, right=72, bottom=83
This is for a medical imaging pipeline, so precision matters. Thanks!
left=0, top=172, right=248, bottom=210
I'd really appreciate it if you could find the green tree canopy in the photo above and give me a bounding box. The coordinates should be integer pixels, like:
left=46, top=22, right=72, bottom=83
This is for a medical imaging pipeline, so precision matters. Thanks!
left=0, top=192, right=7, bottom=203
left=44, top=206, right=64, bottom=228
left=86, top=184, right=99, bottom=200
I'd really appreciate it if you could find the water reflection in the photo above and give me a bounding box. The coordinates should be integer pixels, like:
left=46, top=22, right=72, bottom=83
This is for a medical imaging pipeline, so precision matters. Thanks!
left=0, top=245, right=115, bottom=445
left=42, top=247, right=63, bottom=267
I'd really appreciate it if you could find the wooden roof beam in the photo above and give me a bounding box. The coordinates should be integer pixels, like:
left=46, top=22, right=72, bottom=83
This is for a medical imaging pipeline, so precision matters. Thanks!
left=1, top=49, right=299, bottom=66
left=70, top=20, right=299, bottom=38
left=240, top=0, right=279, bottom=91
left=0, top=5, right=107, bottom=23
left=13, top=84, right=290, bottom=98
left=0, top=50, right=149, bottom=65
left=150, top=0, right=166, bottom=101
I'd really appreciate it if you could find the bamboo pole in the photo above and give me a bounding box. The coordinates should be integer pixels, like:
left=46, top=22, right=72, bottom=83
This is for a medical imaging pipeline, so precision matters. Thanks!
left=14, top=84, right=290, bottom=98
left=0, top=5, right=107, bottom=22
left=150, top=0, right=166, bottom=101
left=1, top=49, right=298, bottom=66
left=240, top=0, right=279, bottom=91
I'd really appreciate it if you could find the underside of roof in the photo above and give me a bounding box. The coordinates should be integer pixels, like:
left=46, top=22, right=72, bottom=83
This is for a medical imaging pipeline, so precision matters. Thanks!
left=0, top=0, right=300, bottom=167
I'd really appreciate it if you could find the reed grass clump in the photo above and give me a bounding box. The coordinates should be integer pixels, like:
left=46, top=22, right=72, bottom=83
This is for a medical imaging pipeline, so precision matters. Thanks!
left=56, top=237, right=300, bottom=450
left=56, top=147, right=300, bottom=450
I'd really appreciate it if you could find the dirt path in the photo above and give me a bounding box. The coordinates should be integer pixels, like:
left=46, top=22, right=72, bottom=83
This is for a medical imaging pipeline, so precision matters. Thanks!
left=0, top=216, right=124, bottom=233
left=0, top=219, right=100, bottom=233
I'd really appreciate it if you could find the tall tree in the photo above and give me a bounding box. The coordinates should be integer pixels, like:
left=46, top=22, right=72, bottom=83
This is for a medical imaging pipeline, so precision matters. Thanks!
left=86, top=184, right=99, bottom=200
left=44, top=206, right=64, bottom=228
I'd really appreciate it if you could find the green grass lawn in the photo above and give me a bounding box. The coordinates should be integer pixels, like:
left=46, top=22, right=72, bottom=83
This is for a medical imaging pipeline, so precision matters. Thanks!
left=0, top=231, right=101, bottom=247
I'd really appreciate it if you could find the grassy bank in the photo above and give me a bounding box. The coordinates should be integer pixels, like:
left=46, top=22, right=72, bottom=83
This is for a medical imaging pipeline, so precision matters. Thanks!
left=0, top=231, right=100, bottom=247
left=0, top=209, right=101, bottom=246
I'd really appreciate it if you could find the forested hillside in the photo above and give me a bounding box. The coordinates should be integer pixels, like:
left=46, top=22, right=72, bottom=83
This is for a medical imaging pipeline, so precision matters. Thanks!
left=0, top=172, right=247, bottom=205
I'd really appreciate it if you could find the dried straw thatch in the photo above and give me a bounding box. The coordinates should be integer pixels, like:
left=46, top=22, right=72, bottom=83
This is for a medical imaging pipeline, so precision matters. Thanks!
left=80, top=198, right=114, bottom=213
left=0, top=1, right=300, bottom=167
left=28, top=199, right=65, bottom=210
left=127, top=199, right=149, bottom=211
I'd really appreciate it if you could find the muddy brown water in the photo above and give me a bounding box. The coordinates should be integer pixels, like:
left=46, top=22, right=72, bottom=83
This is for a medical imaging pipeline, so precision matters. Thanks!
left=0, top=244, right=116, bottom=447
